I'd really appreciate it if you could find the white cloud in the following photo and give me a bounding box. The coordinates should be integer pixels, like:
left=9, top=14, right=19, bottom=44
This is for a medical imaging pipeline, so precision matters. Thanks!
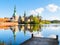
left=30, top=8, right=44, bottom=15
left=29, top=4, right=60, bottom=20
left=35, top=8, right=44, bottom=14
left=46, top=4, right=60, bottom=12
left=30, top=10, right=37, bottom=15
left=49, top=16, right=60, bottom=20
left=46, top=16, right=60, bottom=20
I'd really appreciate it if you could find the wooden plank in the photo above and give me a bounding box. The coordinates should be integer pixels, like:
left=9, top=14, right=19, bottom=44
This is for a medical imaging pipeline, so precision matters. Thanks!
left=21, top=37, right=59, bottom=45
left=20, top=34, right=59, bottom=45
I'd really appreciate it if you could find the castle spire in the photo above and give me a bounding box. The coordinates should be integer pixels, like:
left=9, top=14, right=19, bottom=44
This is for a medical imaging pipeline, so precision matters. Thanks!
left=13, top=5, right=16, bottom=17
left=24, top=11, right=26, bottom=17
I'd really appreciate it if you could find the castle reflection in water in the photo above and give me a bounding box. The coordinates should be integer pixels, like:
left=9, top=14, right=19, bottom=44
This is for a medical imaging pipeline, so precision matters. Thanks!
left=0, top=24, right=42, bottom=45
left=10, top=24, right=42, bottom=39
left=0, top=24, right=41, bottom=39
left=10, top=24, right=41, bottom=32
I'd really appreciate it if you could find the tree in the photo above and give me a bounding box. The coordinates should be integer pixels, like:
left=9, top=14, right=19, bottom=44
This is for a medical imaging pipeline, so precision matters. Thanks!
left=33, top=16, right=40, bottom=24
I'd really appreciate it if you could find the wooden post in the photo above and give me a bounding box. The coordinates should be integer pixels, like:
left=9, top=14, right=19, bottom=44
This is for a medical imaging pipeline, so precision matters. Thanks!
left=56, top=35, right=58, bottom=40
left=32, top=34, right=33, bottom=38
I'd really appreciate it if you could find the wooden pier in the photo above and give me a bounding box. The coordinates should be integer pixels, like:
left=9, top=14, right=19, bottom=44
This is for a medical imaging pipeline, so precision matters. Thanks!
left=20, top=34, right=59, bottom=45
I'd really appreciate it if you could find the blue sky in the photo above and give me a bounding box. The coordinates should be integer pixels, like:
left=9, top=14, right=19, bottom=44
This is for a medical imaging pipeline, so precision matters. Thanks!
left=0, top=0, right=60, bottom=20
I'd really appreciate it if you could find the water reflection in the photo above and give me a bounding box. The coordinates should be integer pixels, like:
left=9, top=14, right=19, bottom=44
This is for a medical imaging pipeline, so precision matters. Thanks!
left=10, top=24, right=41, bottom=40
left=18, top=24, right=41, bottom=32
left=0, top=24, right=60, bottom=45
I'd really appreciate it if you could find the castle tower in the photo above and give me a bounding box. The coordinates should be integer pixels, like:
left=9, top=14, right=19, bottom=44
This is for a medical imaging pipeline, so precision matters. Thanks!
left=12, top=6, right=19, bottom=22
left=13, top=5, right=16, bottom=19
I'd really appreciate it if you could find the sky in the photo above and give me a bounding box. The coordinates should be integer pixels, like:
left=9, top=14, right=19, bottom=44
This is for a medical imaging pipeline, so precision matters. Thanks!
left=0, top=0, right=60, bottom=20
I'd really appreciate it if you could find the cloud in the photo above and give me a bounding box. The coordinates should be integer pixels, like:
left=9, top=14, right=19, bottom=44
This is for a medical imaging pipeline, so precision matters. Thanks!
left=49, top=16, right=60, bottom=20
left=44, top=16, right=60, bottom=20
left=46, top=4, right=60, bottom=12
left=30, top=10, right=37, bottom=15
left=35, top=8, right=44, bottom=14
left=30, top=4, right=60, bottom=15
left=30, top=8, right=44, bottom=15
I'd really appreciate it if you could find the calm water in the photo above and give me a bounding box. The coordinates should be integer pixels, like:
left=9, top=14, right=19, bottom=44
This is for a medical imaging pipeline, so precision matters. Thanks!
left=0, top=24, right=60, bottom=45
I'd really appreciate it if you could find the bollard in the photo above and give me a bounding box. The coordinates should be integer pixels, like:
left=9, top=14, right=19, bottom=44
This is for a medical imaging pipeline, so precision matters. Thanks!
left=32, top=34, right=33, bottom=38
left=56, top=35, right=58, bottom=40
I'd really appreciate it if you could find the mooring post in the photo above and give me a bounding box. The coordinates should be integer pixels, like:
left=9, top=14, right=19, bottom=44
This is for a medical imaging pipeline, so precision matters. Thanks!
left=56, top=35, right=58, bottom=40
left=32, top=34, right=33, bottom=38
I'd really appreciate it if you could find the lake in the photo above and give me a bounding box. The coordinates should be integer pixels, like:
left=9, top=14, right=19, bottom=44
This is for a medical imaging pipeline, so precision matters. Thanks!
left=0, top=24, right=60, bottom=45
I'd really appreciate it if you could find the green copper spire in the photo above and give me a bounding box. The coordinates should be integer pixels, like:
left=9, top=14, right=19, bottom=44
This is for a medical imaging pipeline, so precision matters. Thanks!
left=24, top=11, right=26, bottom=17
left=13, top=5, right=16, bottom=17
left=13, top=29, right=16, bottom=40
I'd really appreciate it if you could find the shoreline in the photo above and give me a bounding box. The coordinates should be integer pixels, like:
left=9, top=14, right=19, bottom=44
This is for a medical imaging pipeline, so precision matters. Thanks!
left=0, top=22, right=18, bottom=26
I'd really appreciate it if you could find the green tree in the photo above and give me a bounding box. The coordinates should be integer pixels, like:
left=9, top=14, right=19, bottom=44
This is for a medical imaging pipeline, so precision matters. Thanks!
left=33, top=16, right=40, bottom=24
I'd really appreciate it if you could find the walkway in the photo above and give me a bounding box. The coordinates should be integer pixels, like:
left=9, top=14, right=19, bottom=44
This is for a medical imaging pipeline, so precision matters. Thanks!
left=21, top=34, right=59, bottom=45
